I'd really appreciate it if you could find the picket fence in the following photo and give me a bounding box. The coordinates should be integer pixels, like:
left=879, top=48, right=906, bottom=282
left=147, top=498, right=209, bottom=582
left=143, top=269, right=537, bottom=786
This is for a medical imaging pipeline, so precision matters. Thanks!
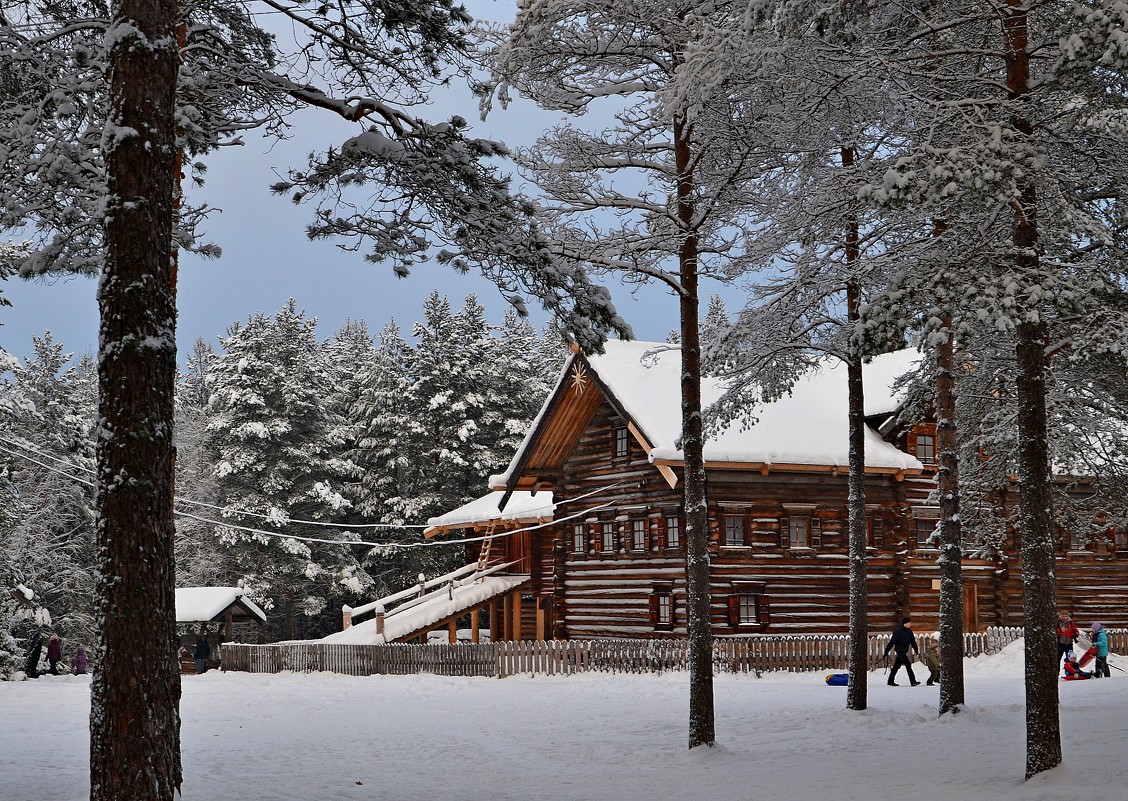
left=220, top=625, right=1058, bottom=678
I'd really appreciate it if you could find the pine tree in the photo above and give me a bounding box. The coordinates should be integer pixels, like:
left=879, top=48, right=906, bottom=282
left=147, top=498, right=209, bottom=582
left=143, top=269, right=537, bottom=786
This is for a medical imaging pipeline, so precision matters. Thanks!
left=92, top=0, right=182, bottom=794
left=0, top=335, right=98, bottom=660
left=484, top=0, right=781, bottom=747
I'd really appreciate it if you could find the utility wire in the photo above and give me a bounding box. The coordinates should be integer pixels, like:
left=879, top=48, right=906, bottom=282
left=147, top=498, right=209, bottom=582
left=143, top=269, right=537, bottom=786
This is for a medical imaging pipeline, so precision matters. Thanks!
left=0, top=435, right=635, bottom=549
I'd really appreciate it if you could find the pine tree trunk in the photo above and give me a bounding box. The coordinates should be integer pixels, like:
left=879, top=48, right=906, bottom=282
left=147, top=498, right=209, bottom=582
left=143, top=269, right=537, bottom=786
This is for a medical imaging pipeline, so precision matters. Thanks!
left=676, top=113, right=714, bottom=750
left=1003, top=0, right=1062, bottom=778
left=936, top=325, right=965, bottom=715
left=843, top=179, right=868, bottom=711
left=1015, top=319, right=1061, bottom=777
left=91, top=1, right=182, bottom=799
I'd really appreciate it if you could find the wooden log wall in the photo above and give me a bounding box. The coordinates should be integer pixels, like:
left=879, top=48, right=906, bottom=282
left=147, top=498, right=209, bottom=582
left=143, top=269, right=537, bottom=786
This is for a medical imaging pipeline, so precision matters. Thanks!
left=516, top=393, right=1128, bottom=640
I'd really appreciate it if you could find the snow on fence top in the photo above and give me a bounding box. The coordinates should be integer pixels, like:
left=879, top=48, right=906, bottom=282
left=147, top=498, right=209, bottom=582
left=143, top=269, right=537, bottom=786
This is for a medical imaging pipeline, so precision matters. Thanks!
left=176, top=587, right=267, bottom=625
left=491, top=341, right=923, bottom=488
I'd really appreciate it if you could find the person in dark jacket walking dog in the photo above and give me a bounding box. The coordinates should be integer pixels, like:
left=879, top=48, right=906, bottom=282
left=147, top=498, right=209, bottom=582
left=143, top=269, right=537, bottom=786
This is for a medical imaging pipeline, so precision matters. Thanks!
left=883, top=617, right=921, bottom=686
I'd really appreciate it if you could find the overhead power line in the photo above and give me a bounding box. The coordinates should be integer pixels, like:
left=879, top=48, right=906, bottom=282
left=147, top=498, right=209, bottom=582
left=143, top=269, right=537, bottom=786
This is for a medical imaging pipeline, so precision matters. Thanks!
left=0, top=434, right=633, bottom=549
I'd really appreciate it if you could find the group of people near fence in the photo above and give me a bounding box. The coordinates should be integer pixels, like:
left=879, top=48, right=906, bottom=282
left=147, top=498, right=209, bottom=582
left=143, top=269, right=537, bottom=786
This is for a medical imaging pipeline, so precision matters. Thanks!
left=1058, top=610, right=1112, bottom=680
left=881, top=611, right=1115, bottom=687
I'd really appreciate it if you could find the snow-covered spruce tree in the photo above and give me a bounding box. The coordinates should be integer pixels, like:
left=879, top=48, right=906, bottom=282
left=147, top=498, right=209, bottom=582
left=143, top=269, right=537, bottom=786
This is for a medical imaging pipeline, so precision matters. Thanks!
left=0, top=335, right=99, bottom=660
left=485, top=0, right=785, bottom=748
left=852, top=0, right=1128, bottom=777
left=92, top=0, right=181, bottom=795
left=173, top=339, right=229, bottom=588
left=384, top=295, right=520, bottom=548
left=206, top=301, right=365, bottom=640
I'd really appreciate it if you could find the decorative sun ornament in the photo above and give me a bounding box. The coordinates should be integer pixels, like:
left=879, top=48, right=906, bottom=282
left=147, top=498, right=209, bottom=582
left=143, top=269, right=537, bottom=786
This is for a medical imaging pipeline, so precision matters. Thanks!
left=570, top=363, right=589, bottom=394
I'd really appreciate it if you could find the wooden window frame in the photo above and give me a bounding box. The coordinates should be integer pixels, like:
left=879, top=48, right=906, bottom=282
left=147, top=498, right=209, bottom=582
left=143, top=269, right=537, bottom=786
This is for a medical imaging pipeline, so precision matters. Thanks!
left=664, top=515, right=682, bottom=550
left=789, top=516, right=810, bottom=548
left=912, top=507, right=940, bottom=549
left=571, top=523, right=586, bottom=555
left=722, top=513, right=747, bottom=547
left=915, top=518, right=937, bottom=548
left=648, top=582, right=675, bottom=630
left=1115, top=526, right=1128, bottom=553
left=601, top=521, right=616, bottom=554
left=612, top=426, right=630, bottom=461
left=631, top=518, right=648, bottom=551
left=727, top=581, right=769, bottom=631
left=781, top=504, right=818, bottom=548
left=916, top=433, right=936, bottom=465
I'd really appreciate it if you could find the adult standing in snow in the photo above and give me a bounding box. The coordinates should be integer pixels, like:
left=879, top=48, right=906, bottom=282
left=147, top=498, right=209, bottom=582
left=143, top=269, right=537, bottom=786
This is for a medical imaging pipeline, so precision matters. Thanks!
left=883, top=617, right=921, bottom=686
left=73, top=644, right=88, bottom=675
left=1090, top=622, right=1110, bottom=678
left=194, top=634, right=210, bottom=675
left=1056, top=610, right=1079, bottom=668
left=46, top=633, right=62, bottom=675
left=24, top=631, right=43, bottom=679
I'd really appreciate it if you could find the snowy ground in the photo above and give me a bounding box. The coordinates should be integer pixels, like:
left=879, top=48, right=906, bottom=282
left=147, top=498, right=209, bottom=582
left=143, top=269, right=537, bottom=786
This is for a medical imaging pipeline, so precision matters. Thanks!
left=2, top=641, right=1125, bottom=801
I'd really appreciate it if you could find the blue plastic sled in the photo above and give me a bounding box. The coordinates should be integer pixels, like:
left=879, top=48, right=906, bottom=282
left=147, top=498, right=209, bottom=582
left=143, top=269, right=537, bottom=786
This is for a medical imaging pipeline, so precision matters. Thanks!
left=825, top=672, right=850, bottom=686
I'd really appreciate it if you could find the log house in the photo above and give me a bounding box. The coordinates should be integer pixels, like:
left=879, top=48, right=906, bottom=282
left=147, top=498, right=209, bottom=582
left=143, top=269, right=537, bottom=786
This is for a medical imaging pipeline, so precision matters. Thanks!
left=411, top=341, right=1128, bottom=641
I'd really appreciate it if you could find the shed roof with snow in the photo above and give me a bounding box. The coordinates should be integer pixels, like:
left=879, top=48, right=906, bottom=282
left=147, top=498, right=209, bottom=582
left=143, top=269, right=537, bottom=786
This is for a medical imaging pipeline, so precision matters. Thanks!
left=175, top=587, right=267, bottom=626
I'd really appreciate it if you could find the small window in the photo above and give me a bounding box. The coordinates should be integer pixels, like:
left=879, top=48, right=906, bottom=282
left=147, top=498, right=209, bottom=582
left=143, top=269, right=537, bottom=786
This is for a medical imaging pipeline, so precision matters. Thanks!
left=631, top=518, right=647, bottom=551
left=613, top=427, right=630, bottom=459
left=723, top=514, right=745, bottom=546
left=738, top=594, right=758, bottom=625
left=572, top=524, right=586, bottom=554
left=867, top=517, right=877, bottom=548
left=789, top=516, right=809, bottom=548
left=602, top=523, right=616, bottom=553
left=1069, top=529, right=1087, bottom=551
left=649, top=583, right=674, bottom=630
left=915, top=518, right=937, bottom=547
left=728, top=581, right=769, bottom=630
left=916, top=434, right=936, bottom=465
left=665, top=516, right=682, bottom=549
left=1115, top=527, right=1127, bottom=552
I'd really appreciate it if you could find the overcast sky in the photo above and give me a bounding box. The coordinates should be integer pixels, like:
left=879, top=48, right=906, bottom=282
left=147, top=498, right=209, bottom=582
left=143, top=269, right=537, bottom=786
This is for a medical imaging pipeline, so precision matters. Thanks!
left=0, top=2, right=700, bottom=366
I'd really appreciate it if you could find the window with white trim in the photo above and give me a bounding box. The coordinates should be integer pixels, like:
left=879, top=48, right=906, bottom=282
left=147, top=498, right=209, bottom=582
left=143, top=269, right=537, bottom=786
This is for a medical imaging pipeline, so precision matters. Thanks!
left=665, top=515, right=682, bottom=549
left=572, top=523, right=586, bottom=554
left=723, top=514, right=745, bottom=546
left=789, top=516, right=809, bottom=548
left=613, top=426, right=630, bottom=459
left=650, top=583, right=674, bottom=630
left=631, top=518, right=647, bottom=551
left=916, top=433, right=936, bottom=464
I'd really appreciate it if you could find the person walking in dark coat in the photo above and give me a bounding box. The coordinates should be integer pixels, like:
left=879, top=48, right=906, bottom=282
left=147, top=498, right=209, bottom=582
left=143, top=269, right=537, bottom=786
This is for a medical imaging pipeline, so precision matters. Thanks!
left=883, top=617, right=921, bottom=686
left=194, top=635, right=210, bottom=675
left=46, top=633, right=62, bottom=675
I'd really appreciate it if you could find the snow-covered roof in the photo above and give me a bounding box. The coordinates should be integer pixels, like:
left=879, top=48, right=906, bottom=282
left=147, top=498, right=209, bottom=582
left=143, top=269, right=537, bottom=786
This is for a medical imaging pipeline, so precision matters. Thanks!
left=424, top=491, right=555, bottom=536
left=319, top=574, right=528, bottom=644
left=176, top=587, right=267, bottom=625
left=491, top=341, right=922, bottom=487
